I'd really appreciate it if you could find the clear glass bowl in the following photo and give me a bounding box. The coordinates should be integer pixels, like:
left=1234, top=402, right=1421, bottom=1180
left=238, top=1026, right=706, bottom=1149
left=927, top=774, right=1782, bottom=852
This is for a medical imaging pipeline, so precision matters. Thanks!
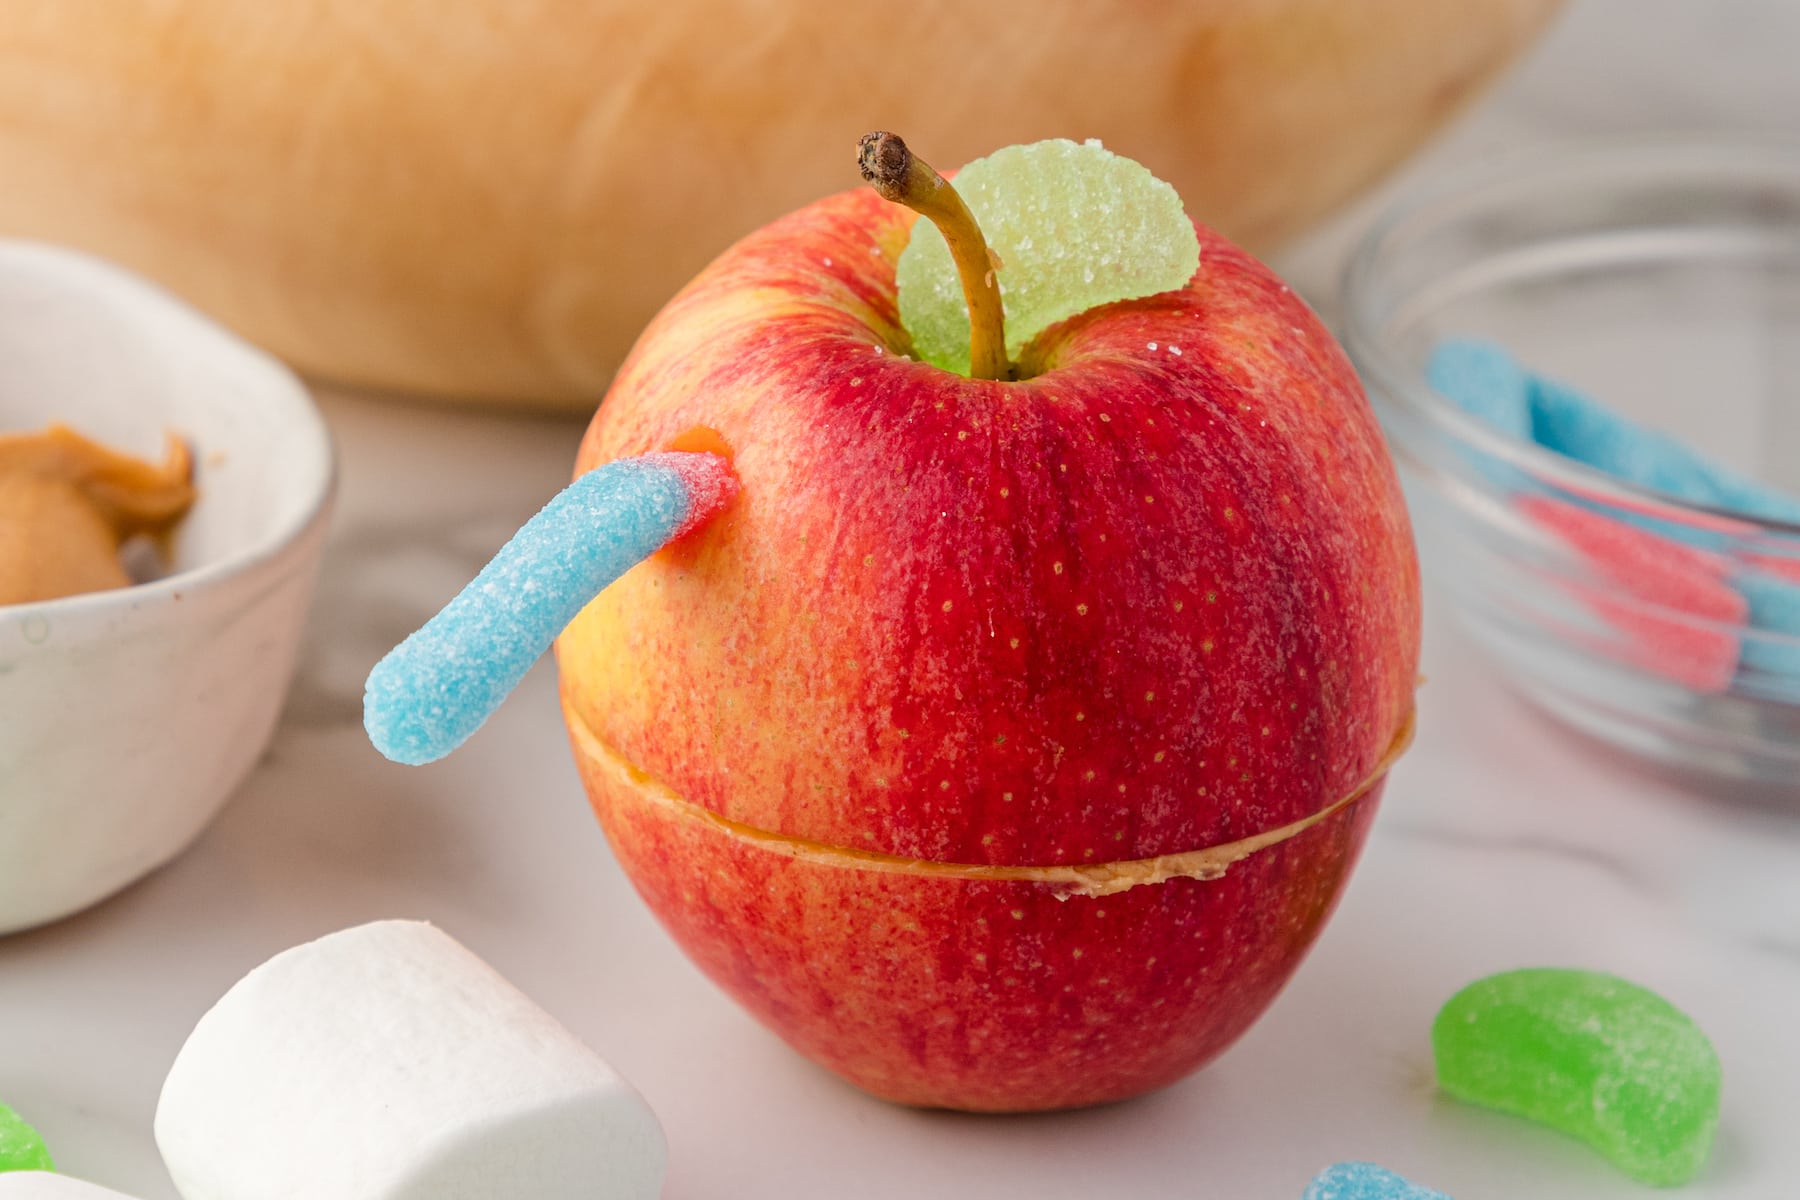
left=1343, top=141, right=1800, bottom=786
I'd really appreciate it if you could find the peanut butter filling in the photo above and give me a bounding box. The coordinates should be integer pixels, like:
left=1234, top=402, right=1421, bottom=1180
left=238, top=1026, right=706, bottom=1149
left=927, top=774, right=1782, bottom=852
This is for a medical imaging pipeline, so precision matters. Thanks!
left=565, top=697, right=1415, bottom=899
left=0, top=424, right=196, bottom=606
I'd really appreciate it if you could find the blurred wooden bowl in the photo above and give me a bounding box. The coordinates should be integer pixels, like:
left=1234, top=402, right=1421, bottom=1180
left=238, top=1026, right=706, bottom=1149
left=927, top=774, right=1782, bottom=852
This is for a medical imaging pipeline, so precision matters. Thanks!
left=0, top=1, right=1561, bottom=410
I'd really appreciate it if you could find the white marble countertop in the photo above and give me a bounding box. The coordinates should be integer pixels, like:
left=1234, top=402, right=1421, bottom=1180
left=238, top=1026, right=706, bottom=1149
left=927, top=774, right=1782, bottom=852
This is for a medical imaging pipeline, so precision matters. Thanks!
left=4, top=1, right=1798, bottom=1196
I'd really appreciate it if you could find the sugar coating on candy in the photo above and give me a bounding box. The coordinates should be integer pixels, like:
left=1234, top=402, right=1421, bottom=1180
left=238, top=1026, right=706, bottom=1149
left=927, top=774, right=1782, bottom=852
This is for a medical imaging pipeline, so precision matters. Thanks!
left=896, top=138, right=1200, bottom=375
left=1431, top=339, right=1800, bottom=691
left=1302, top=1162, right=1450, bottom=1200
left=1522, top=496, right=1745, bottom=692
left=1426, top=339, right=1531, bottom=441
left=1534, top=373, right=1800, bottom=526
left=364, top=451, right=736, bottom=765
left=1531, top=373, right=1745, bottom=510
left=0, top=1106, right=52, bottom=1173
left=1433, top=968, right=1721, bottom=1187
left=1734, top=563, right=1800, bottom=690
left=1431, top=338, right=1800, bottom=525
left=645, top=449, right=740, bottom=541
left=1425, top=339, right=1533, bottom=491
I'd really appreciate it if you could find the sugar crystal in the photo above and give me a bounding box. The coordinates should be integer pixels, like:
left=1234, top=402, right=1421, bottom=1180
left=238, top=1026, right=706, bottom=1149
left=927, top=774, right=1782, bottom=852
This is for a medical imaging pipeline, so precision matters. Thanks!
left=1302, top=1162, right=1448, bottom=1200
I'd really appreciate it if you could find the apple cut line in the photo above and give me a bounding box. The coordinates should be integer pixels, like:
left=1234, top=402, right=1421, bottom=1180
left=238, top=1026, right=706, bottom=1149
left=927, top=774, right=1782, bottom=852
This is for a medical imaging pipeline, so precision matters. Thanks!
left=563, top=698, right=1415, bottom=899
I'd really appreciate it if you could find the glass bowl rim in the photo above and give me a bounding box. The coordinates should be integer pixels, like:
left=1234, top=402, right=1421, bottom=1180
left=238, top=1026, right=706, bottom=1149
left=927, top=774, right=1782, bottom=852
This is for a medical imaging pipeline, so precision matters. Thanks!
left=1340, top=135, right=1800, bottom=541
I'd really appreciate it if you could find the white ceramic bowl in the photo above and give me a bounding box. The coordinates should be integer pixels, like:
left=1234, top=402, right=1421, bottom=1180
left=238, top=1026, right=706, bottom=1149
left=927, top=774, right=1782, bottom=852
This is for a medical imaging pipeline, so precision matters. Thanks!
left=0, top=240, right=334, bottom=934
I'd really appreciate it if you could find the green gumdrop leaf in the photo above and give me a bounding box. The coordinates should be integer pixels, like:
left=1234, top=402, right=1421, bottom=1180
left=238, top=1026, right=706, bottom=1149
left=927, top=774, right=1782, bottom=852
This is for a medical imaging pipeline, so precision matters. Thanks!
left=895, top=138, right=1200, bottom=376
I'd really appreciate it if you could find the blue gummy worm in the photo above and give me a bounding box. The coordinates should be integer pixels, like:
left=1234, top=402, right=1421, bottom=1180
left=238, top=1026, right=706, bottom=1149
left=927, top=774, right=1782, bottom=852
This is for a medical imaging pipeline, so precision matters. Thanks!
left=1736, top=567, right=1800, bottom=693
left=1302, top=1161, right=1452, bottom=1200
left=1429, top=338, right=1800, bottom=689
left=1429, top=338, right=1800, bottom=526
left=1425, top=338, right=1532, bottom=442
left=364, top=458, right=694, bottom=765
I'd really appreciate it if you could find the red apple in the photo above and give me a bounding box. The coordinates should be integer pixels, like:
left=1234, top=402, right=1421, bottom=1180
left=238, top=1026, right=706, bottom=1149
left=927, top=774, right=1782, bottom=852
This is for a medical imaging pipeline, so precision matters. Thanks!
left=556, top=151, right=1420, bottom=1111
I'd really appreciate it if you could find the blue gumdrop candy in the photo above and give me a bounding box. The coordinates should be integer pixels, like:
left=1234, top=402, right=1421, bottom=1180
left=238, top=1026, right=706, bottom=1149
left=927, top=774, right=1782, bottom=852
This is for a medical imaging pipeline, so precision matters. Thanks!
left=1302, top=1161, right=1451, bottom=1200
left=365, top=456, right=700, bottom=765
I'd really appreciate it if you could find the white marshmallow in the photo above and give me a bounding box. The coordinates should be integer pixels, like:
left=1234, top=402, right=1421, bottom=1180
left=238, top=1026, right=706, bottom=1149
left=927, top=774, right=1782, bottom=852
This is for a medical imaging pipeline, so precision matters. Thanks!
left=0, top=1175, right=142, bottom=1199
left=154, top=920, right=665, bottom=1200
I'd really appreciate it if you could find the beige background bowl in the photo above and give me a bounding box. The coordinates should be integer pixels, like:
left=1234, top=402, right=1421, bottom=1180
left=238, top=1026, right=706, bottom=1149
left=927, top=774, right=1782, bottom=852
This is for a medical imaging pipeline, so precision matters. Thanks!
left=0, top=1, right=1564, bottom=409
left=0, top=240, right=334, bottom=935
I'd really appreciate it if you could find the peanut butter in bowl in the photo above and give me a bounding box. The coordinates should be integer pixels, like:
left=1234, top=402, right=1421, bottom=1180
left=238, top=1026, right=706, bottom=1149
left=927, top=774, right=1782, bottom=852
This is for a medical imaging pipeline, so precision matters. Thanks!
left=0, top=237, right=333, bottom=936
left=0, top=423, right=196, bottom=606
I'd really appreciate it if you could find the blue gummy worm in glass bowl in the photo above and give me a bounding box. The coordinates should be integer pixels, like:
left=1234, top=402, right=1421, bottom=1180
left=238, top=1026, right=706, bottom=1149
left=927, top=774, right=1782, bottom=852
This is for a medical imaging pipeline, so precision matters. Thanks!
left=1342, top=140, right=1800, bottom=788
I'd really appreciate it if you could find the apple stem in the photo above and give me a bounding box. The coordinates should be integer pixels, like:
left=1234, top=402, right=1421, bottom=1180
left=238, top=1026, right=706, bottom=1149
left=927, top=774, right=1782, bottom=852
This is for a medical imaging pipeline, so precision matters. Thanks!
left=858, top=132, right=1012, bottom=381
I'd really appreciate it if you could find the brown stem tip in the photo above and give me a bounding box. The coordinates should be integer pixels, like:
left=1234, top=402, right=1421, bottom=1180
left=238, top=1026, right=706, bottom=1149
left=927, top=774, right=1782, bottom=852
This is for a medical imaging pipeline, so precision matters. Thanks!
left=857, top=132, right=915, bottom=204
left=856, top=131, right=1012, bottom=382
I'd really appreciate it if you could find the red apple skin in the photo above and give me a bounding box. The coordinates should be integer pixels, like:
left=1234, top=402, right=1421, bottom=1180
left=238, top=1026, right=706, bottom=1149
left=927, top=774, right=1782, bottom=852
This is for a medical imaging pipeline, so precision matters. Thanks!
left=557, top=185, right=1420, bottom=1111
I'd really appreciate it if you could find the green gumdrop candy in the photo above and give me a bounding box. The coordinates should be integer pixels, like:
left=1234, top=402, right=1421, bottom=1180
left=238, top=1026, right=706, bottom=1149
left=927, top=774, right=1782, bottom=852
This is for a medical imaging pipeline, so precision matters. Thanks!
left=895, top=138, right=1201, bottom=376
left=1432, top=968, right=1720, bottom=1186
left=0, top=1103, right=54, bottom=1172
